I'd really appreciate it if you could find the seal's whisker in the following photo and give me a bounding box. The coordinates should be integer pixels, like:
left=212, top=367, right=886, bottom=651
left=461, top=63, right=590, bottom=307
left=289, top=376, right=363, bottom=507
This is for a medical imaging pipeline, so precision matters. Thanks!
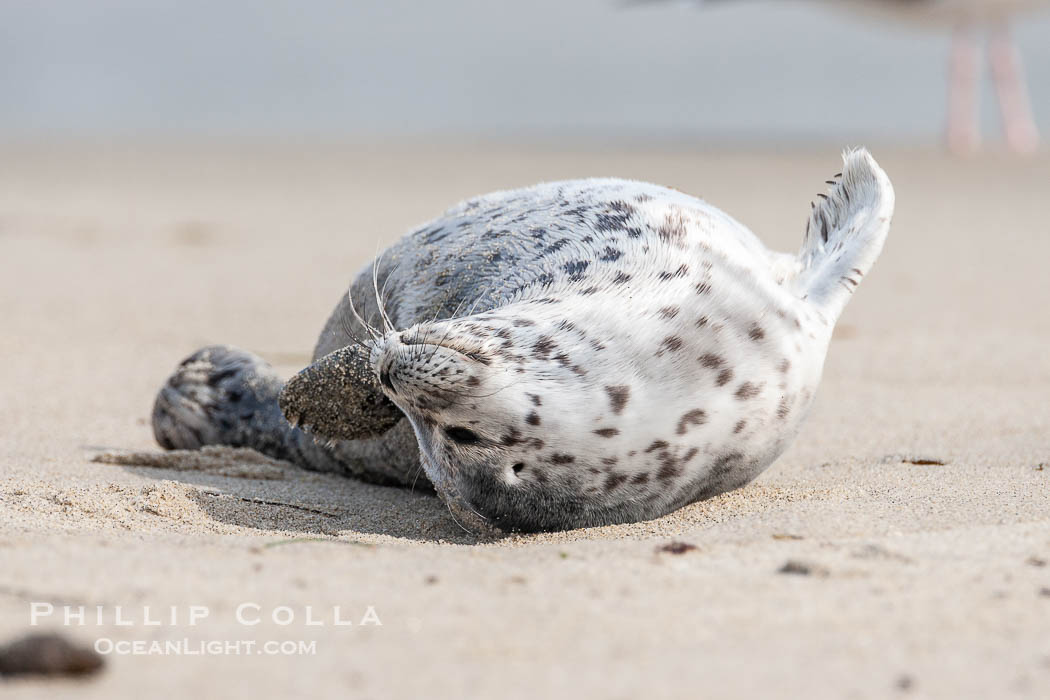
left=441, top=376, right=526, bottom=401
left=465, top=281, right=496, bottom=317
left=444, top=501, right=473, bottom=534
left=337, top=287, right=376, bottom=352
left=347, top=287, right=381, bottom=341
left=409, top=460, right=427, bottom=493
left=372, top=249, right=396, bottom=334
left=338, top=310, right=372, bottom=352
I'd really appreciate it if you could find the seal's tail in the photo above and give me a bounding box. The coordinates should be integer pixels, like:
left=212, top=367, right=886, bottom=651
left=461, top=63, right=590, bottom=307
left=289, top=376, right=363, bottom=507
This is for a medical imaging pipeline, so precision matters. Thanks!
left=790, top=148, right=895, bottom=322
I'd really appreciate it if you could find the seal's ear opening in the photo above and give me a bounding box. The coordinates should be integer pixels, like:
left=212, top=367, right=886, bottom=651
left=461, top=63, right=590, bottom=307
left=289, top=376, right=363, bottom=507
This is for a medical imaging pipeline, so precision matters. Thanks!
left=279, top=345, right=403, bottom=442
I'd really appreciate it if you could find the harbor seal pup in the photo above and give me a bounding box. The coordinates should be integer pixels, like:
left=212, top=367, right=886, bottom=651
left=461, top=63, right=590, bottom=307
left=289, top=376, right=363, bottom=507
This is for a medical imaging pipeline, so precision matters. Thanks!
left=152, top=148, right=894, bottom=534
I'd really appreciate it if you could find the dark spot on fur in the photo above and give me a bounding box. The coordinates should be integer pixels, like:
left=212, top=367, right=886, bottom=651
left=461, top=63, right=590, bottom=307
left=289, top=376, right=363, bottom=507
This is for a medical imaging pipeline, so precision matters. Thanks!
left=501, top=428, right=523, bottom=446
left=695, top=315, right=709, bottom=328
left=528, top=394, right=542, bottom=406
left=658, top=306, right=680, bottom=319
left=594, top=428, right=619, bottom=438
left=776, top=396, right=791, bottom=419
left=526, top=412, right=541, bottom=426
left=733, top=419, right=747, bottom=434
left=605, top=385, right=630, bottom=414
left=656, top=453, right=682, bottom=481
left=735, top=382, right=762, bottom=400
left=556, top=320, right=579, bottom=334
left=604, top=473, right=628, bottom=492
left=645, top=440, right=669, bottom=453
left=612, top=272, right=632, bottom=285
left=710, top=451, right=744, bottom=478
left=465, top=375, right=480, bottom=388
left=657, top=541, right=697, bottom=555
left=563, top=260, right=590, bottom=282
left=699, top=353, right=722, bottom=369
left=695, top=281, right=712, bottom=295
left=599, top=246, right=623, bottom=262
left=657, top=211, right=687, bottom=243
left=549, top=453, right=576, bottom=465
left=631, top=472, right=650, bottom=485
left=595, top=210, right=631, bottom=234
left=777, top=359, right=791, bottom=373
left=532, top=336, right=556, bottom=359
left=716, top=368, right=734, bottom=387
left=660, top=336, right=684, bottom=353
left=552, top=351, right=588, bottom=377
left=748, top=324, right=766, bottom=341
left=658, top=264, right=689, bottom=281
left=676, top=409, right=707, bottom=435
left=543, top=238, right=570, bottom=255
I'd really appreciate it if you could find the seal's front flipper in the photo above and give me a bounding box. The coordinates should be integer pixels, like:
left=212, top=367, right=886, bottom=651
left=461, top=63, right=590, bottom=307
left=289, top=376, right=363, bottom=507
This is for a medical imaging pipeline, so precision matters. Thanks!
left=279, top=344, right=403, bottom=442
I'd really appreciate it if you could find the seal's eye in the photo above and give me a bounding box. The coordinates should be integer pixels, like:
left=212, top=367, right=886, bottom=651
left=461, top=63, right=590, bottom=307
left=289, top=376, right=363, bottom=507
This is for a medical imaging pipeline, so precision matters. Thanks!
left=444, top=426, right=481, bottom=445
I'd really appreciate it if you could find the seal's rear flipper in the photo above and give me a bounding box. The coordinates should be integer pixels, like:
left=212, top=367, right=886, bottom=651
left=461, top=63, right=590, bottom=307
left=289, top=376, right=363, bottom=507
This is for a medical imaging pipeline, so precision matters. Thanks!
left=279, top=345, right=403, bottom=442
left=791, top=148, right=895, bottom=322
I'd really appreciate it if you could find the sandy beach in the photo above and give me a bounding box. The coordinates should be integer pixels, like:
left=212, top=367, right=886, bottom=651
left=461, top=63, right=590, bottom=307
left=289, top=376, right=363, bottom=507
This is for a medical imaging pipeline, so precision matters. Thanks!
left=1, top=143, right=1048, bottom=698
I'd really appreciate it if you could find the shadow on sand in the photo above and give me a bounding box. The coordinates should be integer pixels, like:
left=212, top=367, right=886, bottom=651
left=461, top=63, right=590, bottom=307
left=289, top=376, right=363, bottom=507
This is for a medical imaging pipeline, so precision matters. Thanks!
left=91, top=446, right=481, bottom=545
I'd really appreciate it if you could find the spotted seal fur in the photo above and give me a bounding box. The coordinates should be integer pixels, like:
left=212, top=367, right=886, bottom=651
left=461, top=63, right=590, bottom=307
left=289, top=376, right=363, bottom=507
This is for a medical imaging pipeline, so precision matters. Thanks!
left=152, top=148, right=894, bottom=534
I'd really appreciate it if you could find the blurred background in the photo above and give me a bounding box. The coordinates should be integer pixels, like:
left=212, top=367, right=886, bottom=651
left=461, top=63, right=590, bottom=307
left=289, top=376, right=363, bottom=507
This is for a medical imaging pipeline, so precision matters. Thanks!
left=2, top=0, right=1048, bottom=145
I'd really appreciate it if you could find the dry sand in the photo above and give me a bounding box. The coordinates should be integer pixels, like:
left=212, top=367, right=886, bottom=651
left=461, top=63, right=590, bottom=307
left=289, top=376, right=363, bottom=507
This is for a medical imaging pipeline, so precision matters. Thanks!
left=1, top=142, right=1048, bottom=698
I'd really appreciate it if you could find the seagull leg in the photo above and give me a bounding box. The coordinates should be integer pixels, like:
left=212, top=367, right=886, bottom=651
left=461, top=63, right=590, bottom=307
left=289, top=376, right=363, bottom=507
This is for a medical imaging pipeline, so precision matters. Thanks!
left=988, top=23, right=1039, bottom=154
left=947, top=25, right=981, bottom=155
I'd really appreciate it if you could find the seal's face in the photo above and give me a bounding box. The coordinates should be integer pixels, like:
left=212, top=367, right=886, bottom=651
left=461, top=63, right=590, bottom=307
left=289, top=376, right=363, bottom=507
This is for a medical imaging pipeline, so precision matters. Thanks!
left=369, top=286, right=814, bottom=533
left=370, top=306, right=630, bottom=533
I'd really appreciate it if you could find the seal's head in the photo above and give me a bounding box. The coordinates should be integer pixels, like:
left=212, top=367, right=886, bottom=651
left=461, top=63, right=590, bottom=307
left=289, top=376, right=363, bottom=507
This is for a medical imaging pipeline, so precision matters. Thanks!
left=366, top=277, right=793, bottom=534
left=370, top=303, right=649, bottom=534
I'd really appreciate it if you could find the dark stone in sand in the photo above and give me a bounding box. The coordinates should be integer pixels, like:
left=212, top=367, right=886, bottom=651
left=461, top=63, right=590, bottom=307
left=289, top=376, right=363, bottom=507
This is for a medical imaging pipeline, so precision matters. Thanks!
left=0, top=633, right=104, bottom=678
